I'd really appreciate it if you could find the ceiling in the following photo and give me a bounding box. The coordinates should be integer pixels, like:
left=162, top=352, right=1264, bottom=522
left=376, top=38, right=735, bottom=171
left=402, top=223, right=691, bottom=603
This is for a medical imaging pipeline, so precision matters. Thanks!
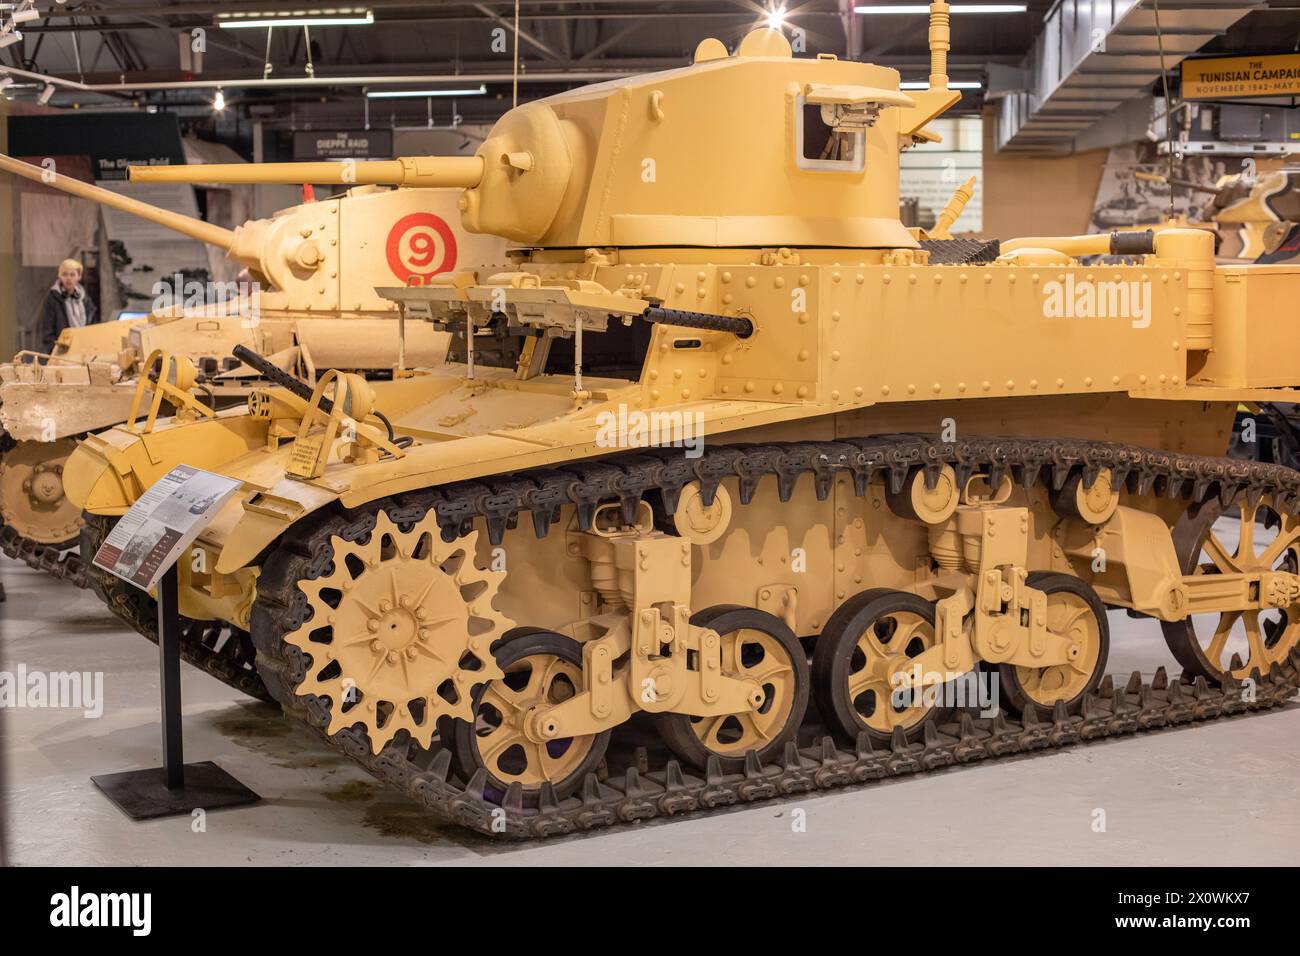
left=3, top=0, right=1298, bottom=146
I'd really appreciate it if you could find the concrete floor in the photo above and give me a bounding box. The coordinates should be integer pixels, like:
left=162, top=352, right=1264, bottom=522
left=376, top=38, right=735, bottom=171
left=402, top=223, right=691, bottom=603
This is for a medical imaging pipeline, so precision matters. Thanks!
left=3, top=519, right=1298, bottom=866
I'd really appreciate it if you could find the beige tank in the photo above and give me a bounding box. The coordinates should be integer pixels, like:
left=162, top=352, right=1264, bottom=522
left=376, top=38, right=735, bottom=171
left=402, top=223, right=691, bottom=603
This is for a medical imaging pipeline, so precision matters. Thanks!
left=0, top=154, right=505, bottom=552
left=1135, top=162, right=1300, bottom=262
left=64, top=3, right=1300, bottom=838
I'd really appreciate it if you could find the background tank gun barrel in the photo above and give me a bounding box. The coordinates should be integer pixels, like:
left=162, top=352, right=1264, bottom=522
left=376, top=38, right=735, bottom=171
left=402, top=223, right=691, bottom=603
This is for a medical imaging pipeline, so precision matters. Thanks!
left=15, top=149, right=494, bottom=303
left=130, top=156, right=486, bottom=190
left=0, top=153, right=236, bottom=249
left=1134, top=171, right=1222, bottom=196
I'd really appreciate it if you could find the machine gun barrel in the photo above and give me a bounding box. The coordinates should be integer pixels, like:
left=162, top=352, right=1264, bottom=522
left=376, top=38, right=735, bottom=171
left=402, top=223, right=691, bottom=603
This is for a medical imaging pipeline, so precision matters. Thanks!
left=130, top=156, right=486, bottom=189
left=0, top=153, right=236, bottom=249
left=232, top=345, right=407, bottom=442
left=231, top=344, right=335, bottom=414
left=642, top=306, right=754, bottom=338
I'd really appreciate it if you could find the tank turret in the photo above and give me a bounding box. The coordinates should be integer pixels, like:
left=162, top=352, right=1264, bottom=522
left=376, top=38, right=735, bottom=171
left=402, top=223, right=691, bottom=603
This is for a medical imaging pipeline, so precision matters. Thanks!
left=131, top=4, right=961, bottom=251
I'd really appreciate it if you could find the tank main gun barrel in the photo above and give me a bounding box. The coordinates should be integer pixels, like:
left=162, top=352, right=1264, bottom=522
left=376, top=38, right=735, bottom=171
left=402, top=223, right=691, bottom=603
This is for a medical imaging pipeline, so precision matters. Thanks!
left=0, top=153, right=236, bottom=250
left=130, top=155, right=486, bottom=189
left=1134, top=171, right=1220, bottom=196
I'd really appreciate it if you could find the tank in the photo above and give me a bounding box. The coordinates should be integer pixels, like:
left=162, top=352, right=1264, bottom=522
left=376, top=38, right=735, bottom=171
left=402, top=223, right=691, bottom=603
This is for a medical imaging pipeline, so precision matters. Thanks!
left=64, top=2, right=1300, bottom=837
left=0, top=154, right=504, bottom=557
left=1210, top=162, right=1300, bottom=262
left=1, top=155, right=504, bottom=701
left=1134, top=164, right=1300, bottom=263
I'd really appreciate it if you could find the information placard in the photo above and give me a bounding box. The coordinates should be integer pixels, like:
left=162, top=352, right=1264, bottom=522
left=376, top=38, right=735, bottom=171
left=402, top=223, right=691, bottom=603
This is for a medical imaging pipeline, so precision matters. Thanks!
left=91, top=464, right=243, bottom=591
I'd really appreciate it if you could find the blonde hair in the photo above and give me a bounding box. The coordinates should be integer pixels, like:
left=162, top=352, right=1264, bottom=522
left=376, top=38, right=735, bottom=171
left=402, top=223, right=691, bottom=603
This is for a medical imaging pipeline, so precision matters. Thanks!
left=58, top=258, right=83, bottom=275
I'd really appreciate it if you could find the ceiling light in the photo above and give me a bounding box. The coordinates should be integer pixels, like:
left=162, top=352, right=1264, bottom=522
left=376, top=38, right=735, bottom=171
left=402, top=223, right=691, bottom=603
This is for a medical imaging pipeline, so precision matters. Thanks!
left=38, top=82, right=54, bottom=104
left=0, top=30, right=22, bottom=48
left=765, top=7, right=786, bottom=29
left=217, top=10, right=374, bottom=29
left=366, top=84, right=487, bottom=99
left=12, top=7, right=39, bottom=24
left=900, top=80, right=982, bottom=89
left=856, top=4, right=1026, bottom=13
left=213, top=88, right=225, bottom=110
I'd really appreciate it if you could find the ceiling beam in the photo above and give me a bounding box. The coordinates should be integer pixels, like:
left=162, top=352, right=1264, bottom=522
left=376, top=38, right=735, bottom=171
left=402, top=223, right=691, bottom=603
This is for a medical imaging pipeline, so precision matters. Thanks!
left=32, top=0, right=843, bottom=16
left=14, top=51, right=1003, bottom=87
left=862, top=19, right=927, bottom=60
left=577, top=16, right=654, bottom=61
left=471, top=3, right=564, bottom=60
left=25, top=11, right=844, bottom=33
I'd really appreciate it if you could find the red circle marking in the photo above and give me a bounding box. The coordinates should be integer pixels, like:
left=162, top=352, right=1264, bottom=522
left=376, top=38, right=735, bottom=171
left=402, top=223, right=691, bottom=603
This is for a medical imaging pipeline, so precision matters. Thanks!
left=385, top=212, right=458, bottom=284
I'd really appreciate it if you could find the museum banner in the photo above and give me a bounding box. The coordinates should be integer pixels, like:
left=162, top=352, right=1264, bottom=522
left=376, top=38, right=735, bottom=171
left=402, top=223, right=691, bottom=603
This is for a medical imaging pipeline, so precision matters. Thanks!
left=293, top=130, right=395, bottom=160
left=1181, top=53, right=1300, bottom=100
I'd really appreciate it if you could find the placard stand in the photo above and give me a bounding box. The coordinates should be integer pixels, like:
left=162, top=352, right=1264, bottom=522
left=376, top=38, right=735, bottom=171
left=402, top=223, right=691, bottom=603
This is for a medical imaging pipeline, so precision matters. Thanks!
left=91, top=564, right=260, bottom=820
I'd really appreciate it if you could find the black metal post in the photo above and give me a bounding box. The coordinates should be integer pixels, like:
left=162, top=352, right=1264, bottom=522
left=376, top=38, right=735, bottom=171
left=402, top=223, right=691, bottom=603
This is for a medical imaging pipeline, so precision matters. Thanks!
left=157, top=562, right=184, bottom=790
left=90, top=489, right=260, bottom=820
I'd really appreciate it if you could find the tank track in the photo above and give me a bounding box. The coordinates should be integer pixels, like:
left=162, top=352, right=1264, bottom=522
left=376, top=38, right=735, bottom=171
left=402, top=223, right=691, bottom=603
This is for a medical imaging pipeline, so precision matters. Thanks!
left=0, top=523, right=88, bottom=586
left=0, top=428, right=89, bottom=587
left=251, top=433, right=1300, bottom=839
left=79, top=513, right=273, bottom=703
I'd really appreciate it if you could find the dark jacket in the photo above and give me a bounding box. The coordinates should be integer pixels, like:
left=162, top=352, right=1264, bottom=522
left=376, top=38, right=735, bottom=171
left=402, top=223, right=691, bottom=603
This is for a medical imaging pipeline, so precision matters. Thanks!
left=40, top=282, right=98, bottom=353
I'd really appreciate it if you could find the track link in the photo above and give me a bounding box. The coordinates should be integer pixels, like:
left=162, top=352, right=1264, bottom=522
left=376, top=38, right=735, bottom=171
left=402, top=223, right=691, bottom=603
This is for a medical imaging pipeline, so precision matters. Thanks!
left=250, top=433, right=1300, bottom=839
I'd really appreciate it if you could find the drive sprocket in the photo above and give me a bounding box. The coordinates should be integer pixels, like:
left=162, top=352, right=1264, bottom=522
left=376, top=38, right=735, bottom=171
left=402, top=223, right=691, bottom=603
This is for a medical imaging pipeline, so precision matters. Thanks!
left=281, top=509, right=510, bottom=753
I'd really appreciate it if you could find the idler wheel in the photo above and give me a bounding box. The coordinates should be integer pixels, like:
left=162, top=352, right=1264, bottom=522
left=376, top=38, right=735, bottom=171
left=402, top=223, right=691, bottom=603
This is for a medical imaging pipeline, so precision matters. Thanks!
left=1162, top=493, right=1300, bottom=682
